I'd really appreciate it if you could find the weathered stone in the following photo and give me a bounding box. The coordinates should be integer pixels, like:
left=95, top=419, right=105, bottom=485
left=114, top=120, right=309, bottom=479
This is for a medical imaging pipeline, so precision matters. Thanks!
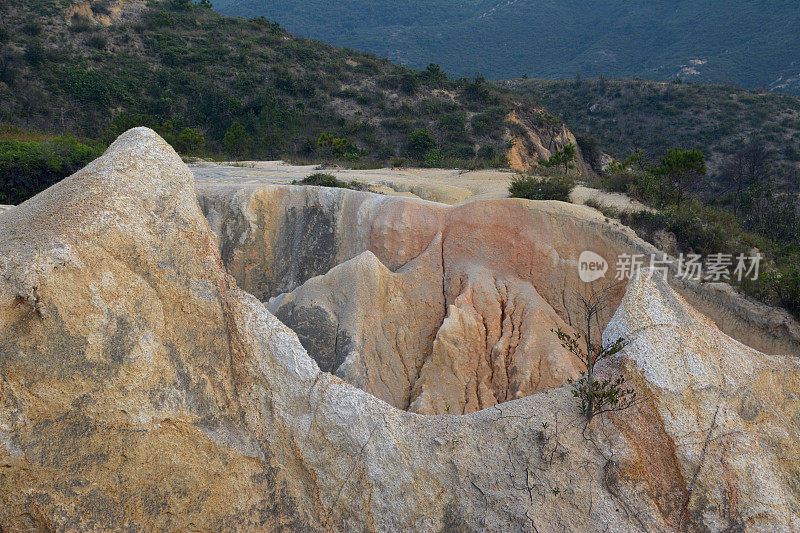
left=199, top=182, right=800, bottom=357
left=268, top=237, right=582, bottom=414
left=2, top=129, right=799, bottom=531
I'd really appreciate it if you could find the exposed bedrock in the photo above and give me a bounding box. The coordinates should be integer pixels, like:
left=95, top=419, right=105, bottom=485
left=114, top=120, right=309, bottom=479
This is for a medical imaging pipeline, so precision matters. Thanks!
left=1, top=129, right=799, bottom=531
left=266, top=239, right=582, bottom=414
left=198, top=181, right=800, bottom=394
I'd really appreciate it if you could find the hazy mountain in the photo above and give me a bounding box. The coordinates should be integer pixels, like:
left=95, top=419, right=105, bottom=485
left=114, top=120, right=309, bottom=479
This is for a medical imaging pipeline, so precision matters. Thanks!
left=212, top=0, right=800, bottom=93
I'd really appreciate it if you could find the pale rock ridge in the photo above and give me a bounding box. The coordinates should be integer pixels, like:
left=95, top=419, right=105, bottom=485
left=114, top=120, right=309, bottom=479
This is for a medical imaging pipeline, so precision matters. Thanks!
left=1, top=129, right=799, bottom=531
left=0, top=128, right=317, bottom=529
left=605, top=270, right=800, bottom=531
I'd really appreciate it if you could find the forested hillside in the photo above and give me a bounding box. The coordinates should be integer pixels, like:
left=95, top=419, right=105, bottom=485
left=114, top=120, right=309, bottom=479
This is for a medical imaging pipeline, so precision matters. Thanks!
left=0, top=0, right=589, bottom=203
left=213, top=0, right=800, bottom=93
left=0, top=0, right=557, bottom=169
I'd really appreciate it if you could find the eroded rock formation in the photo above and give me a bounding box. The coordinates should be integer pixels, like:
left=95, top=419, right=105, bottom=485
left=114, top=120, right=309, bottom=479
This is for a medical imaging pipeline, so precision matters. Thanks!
left=267, top=239, right=582, bottom=414
left=505, top=105, right=592, bottom=176
left=199, top=177, right=800, bottom=364
left=1, top=128, right=799, bottom=531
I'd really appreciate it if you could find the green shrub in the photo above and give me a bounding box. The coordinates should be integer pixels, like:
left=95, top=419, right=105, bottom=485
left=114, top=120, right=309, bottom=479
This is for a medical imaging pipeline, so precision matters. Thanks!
left=0, top=136, right=103, bottom=205
left=317, top=133, right=358, bottom=161
left=763, top=265, right=800, bottom=317
left=93, top=0, right=113, bottom=15
left=174, top=127, right=206, bottom=154
left=442, top=143, right=475, bottom=160
left=23, top=41, right=45, bottom=66
left=477, top=145, right=495, bottom=160
left=405, top=129, right=436, bottom=160
left=509, top=174, right=575, bottom=202
left=471, top=119, right=490, bottom=136
left=399, top=72, right=419, bottom=94
left=621, top=204, right=733, bottom=257
left=69, top=15, right=94, bottom=33
left=437, top=113, right=466, bottom=133
left=604, top=169, right=633, bottom=193
left=22, top=21, right=42, bottom=36
left=223, top=122, right=248, bottom=157
left=86, top=35, right=108, bottom=49
left=583, top=199, right=620, bottom=219
left=575, top=134, right=602, bottom=171
left=63, top=68, right=116, bottom=106
left=152, top=11, right=176, bottom=27
left=293, top=173, right=352, bottom=189
left=170, top=0, right=192, bottom=10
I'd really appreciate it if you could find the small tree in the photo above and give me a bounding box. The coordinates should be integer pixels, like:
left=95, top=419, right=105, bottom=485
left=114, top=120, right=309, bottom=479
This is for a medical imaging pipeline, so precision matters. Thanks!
left=655, top=148, right=706, bottom=207
left=541, top=144, right=576, bottom=174
left=223, top=122, right=247, bottom=158
left=399, top=72, right=419, bottom=94
left=317, top=133, right=358, bottom=161
left=552, top=283, right=636, bottom=421
left=175, top=127, right=205, bottom=154
left=725, top=140, right=769, bottom=214
left=420, top=63, right=447, bottom=86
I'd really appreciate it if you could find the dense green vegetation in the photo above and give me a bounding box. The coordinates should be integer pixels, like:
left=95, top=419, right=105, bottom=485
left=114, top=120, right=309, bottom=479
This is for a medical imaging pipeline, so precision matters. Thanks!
left=293, top=173, right=361, bottom=190
left=0, top=134, right=102, bottom=204
left=508, top=174, right=574, bottom=203
left=0, top=0, right=519, bottom=178
left=213, top=0, right=800, bottom=93
left=584, top=153, right=800, bottom=318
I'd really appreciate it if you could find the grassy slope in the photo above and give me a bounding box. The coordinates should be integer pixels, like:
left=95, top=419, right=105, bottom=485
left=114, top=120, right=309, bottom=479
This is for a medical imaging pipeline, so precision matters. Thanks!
left=0, top=0, right=536, bottom=166
left=212, top=0, right=800, bottom=92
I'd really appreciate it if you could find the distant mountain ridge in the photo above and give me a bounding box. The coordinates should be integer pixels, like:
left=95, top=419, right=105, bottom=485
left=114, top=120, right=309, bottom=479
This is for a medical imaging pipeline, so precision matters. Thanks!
left=212, top=0, right=800, bottom=94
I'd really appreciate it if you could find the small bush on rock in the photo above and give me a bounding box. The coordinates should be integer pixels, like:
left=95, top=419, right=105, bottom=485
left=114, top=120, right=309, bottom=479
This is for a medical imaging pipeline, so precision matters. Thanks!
left=553, top=283, right=637, bottom=422
left=509, top=174, right=574, bottom=202
left=294, top=173, right=352, bottom=189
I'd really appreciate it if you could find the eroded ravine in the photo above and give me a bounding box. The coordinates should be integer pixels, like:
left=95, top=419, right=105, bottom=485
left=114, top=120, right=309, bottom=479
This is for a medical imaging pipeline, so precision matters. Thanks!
left=197, top=181, right=800, bottom=415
